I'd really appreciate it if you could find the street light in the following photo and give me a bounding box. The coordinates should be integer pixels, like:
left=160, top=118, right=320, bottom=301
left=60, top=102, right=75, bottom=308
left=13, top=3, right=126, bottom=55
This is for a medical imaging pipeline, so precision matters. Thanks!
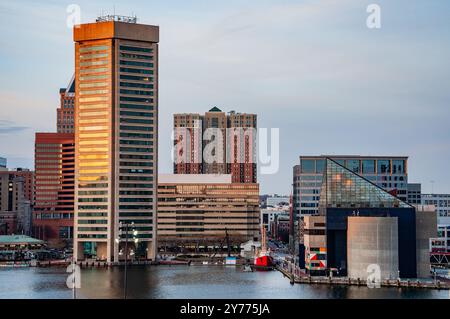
left=119, top=221, right=137, bottom=299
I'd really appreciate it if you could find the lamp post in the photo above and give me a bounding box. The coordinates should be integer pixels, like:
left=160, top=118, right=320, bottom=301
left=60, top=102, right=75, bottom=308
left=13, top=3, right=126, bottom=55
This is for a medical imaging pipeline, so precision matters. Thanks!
left=116, top=222, right=138, bottom=299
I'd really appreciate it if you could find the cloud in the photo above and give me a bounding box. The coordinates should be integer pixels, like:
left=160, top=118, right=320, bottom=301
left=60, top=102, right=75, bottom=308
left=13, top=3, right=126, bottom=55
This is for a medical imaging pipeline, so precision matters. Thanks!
left=0, top=120, right=29, bottom=134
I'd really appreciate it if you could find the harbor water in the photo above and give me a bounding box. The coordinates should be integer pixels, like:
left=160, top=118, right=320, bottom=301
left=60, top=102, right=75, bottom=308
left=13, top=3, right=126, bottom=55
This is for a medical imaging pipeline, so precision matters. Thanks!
left=0, top=265, right=449, bottom=299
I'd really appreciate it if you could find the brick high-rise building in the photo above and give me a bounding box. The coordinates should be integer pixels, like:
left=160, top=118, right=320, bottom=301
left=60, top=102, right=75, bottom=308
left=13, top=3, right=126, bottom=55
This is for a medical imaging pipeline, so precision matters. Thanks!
left=57, top=76, right=75, bottom=133
left=227, top=111, right=257, bottom=183
left=173, top=107, right=257, bottom=183
left=173, top=113, right=202, bottom=174
left=33, top=133, right=75, bottom=247
left=73, top=16, right=159, bottom=262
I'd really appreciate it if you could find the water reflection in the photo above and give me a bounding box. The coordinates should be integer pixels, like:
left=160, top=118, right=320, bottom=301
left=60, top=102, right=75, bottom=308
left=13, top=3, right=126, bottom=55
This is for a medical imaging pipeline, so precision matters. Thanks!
left=0, top=266, right=448, bottom=299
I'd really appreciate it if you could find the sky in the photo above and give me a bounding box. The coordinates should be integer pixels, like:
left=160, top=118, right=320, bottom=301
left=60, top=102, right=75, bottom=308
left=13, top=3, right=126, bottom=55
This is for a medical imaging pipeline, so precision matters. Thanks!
left=0, top=0, right=449, bottom=195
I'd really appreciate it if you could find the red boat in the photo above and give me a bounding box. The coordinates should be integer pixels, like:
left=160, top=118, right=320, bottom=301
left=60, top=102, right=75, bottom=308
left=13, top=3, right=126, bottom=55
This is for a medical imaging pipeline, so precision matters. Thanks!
left=253, top=227, right=274, bottom=270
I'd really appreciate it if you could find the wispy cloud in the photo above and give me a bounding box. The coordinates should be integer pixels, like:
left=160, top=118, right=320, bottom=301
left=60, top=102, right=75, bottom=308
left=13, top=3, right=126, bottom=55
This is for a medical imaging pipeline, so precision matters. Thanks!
left=0, top=120, right=29, bottom=134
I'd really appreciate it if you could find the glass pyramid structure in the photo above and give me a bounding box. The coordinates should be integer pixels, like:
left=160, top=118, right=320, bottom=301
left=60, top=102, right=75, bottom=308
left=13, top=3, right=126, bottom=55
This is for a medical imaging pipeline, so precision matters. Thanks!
left=318, top=158, right=412, bottom=210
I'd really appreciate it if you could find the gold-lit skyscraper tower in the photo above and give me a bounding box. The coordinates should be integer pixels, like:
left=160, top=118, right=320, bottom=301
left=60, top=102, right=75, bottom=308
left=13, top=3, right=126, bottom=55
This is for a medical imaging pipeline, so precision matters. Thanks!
left=73, top=16, right=158, bottom=263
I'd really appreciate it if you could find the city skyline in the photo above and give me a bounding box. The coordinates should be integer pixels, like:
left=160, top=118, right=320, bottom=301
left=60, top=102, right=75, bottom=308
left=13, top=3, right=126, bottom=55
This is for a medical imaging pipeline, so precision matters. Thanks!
left=1, top=0, right=450, bottom=195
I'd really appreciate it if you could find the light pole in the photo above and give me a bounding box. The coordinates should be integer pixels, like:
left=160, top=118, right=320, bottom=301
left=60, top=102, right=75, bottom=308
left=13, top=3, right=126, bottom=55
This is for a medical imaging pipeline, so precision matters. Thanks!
left=116, top=221, right=138, bottom=299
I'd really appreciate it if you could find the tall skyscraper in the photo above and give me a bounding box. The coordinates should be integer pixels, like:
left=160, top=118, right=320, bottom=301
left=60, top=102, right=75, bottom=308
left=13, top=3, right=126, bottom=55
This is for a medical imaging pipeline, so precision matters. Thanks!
left=173, top=108, right=257, bottom=183
left=57, top=76, right=75, bottom=133
left=73, top=16, right=159, bottom=263
left=33, top=133, right=74, bottom=247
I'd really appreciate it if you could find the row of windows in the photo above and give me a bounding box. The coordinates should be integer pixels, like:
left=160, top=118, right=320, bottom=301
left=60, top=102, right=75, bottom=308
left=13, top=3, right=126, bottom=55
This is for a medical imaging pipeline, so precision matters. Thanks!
left=120, top=104, right=154, bottom=111
left=120, top=89, right=153, bottom=96
left=300, top=159, right=406, bottom=175
left=120, top=52, right=153, bottom=60
left=120, top=75, right=152, bottom=82
left=120, top=67, right=153, bottom=75
left=120, top=82, right=153, bottom=89
left=120, top=45, right=152, bottom=53
left=120, top=60, right=153, bottom=68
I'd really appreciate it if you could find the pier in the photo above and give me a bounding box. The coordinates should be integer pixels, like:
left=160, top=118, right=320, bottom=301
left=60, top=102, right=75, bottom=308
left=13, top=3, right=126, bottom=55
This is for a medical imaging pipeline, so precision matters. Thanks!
left=276, top=265, right=450, bottom=290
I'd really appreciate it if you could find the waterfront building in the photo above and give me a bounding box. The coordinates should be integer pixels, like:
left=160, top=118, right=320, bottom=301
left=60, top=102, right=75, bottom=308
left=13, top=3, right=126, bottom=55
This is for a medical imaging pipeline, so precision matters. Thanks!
left=293, top=156, right=409, bottom=219
left=173, top=108, right=257, bottom=183
left=57, top=76, right=76, bottom=133
left=0, top=234, right=44, bottom=250
left=302, top=158, right=435, bottom=279
left=303, top=215, right=327, bottom=275
left=407, top=183, right=422, bottom=205
left=73, top=16, right=159, bottom=262
left=0, top=170, right=33, bottom=235
left=422, top=193, right=450, bottom=226
left=157, top=174, right=259, bottom=249
left=430, top=225, right=450, bottom=253
left=33, top=133, right=75, bottom=247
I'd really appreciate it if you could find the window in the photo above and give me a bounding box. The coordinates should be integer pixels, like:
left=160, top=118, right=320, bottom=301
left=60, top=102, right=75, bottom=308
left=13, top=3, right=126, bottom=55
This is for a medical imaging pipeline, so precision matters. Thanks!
left=120, top=45, right=152, bottom=53
left=392, top=160, right=405, bottom=174
left=377, top=160, right=390, bottom=174
left=301, top=159, right=315, bottom=173
left=362, top=160, right=375, bottom=174
left=347, top=159, right=360, bottom=173
left=316, top=159, right=325, bottom=173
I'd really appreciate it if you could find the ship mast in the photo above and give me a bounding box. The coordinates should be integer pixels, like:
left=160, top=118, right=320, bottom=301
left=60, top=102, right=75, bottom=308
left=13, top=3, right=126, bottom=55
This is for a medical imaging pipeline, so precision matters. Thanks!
left=261, top=226, right=267, bottom=254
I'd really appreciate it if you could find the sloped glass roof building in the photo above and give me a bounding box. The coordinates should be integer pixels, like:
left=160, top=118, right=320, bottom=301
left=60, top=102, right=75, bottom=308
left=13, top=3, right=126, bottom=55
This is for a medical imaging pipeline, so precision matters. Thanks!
left=308, top=158, right=429, bottom=278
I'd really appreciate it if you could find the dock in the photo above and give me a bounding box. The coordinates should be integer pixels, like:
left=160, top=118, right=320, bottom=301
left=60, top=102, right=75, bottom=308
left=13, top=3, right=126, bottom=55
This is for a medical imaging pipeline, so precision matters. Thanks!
left=276, top=266, right=450, bottom=290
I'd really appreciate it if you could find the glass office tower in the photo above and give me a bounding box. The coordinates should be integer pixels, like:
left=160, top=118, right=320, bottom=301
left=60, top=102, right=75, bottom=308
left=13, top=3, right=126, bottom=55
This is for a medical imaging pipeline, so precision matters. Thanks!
left=73, top=16, right=159, bottom=263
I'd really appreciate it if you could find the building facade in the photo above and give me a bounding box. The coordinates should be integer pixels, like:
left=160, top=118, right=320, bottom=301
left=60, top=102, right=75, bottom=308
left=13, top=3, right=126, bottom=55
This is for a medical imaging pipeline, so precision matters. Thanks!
left=158, top=174, right=259, bottom=248
left=422, top=194, right=450, bottom=226
left=57, top=76, right=76, bottom=133
left=302, top=158, right=434, bottom=279
left=407, top=183, right=422, bottom=205
left=173, top=108, right=257, bottom=183
left=73, top=16, right=159, bottom=262
left=0, top=170, right=32, bottom=235
left=33, top=133, right=75, bottom=247
left=293, top=156, right=409, bottom=218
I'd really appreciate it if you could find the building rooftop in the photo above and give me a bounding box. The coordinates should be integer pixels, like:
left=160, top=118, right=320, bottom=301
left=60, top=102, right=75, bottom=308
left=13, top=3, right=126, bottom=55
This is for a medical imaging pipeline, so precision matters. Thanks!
left=300, top=155, right=408, bottom=159
left=319, top=158, right=412, bottom=209
left=0, top=235, right=44, bottom=245
left=208, top=106, right=222, bottom=112
left=159, top=174, right=232, bottom=184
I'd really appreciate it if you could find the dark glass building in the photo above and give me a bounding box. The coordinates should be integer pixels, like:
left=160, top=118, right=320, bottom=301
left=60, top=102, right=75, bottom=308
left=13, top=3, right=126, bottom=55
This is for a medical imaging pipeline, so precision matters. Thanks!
left=302, top=158, right=434, bottom=279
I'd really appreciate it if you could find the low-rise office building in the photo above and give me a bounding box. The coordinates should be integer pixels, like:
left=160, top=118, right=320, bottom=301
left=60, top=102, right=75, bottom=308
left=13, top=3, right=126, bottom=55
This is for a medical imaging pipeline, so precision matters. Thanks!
left=157, top=174, right=259, bottom=250
left=422, top=193, right=450, bottom=226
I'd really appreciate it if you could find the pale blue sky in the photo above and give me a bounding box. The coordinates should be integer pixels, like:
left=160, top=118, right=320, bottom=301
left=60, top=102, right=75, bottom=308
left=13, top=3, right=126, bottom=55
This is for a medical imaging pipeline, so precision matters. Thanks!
left=0, top=0, right=449, bottom=194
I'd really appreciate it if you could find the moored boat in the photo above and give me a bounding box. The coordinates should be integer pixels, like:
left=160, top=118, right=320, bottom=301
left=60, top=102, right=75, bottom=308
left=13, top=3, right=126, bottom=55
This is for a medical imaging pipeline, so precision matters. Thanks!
left=253, top=227, right=274, bottom=270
